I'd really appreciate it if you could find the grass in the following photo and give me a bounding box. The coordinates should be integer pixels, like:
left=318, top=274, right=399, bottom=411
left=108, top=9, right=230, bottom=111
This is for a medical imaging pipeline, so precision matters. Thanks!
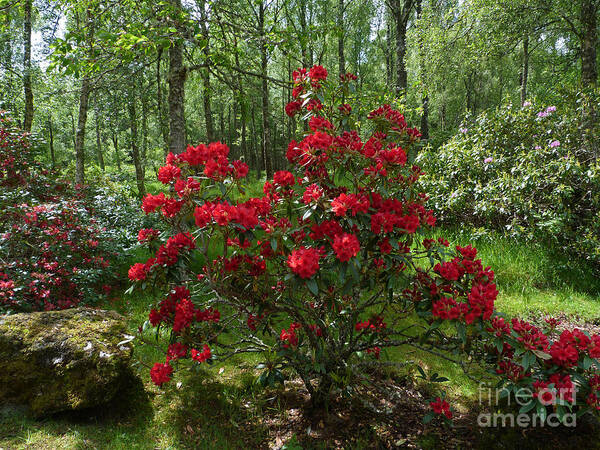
left=1, top=229, right=600, bottom=448
left=437, top=228, right=600, bottom=320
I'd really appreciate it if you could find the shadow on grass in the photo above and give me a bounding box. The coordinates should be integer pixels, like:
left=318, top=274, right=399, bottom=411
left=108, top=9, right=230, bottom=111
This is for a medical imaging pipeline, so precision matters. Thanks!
left=156, top=368, right=268, bottom=449
left=0, top=366, right=271, bottom=449
left=0, top=373, right=153, bottom=449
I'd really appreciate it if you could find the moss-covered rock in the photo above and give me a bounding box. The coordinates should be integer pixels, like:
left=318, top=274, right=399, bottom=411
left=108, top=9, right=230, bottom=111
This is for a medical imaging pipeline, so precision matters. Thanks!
left=0, top=307, right=134, bottom=416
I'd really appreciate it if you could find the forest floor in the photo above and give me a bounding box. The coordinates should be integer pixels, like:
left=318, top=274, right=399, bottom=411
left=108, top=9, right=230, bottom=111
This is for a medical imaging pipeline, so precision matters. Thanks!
left=1, top=230, right=600, bottom=449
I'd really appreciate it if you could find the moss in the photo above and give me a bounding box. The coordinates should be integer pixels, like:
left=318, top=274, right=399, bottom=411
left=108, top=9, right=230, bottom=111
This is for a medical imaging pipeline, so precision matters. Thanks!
left=0, top=308, right=135, bottom=416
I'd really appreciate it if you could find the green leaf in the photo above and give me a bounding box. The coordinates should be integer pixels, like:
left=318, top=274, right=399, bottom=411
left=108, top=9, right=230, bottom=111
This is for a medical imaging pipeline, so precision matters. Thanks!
left=306, top=278, right=319, bottom=296
left=536, top=402, right=547, bottom=423
left=519, top=400, right=536, bottom=414
left=583, top=355, right=595, bottom=370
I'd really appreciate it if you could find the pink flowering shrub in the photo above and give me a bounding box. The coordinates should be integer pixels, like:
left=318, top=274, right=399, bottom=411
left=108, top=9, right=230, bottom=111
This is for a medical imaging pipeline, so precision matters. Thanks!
left=130, top=69, right=600, bottom=420
left=0, top=112, right=123, bottom=313
left=420, top=96, right=600, bottom=265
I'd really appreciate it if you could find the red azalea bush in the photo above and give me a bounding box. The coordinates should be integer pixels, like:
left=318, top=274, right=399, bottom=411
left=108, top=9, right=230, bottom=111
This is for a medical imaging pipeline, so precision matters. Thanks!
left=0, top=112, right=124, bottom=313
left=131, top=68, right=600, bottom=421
left=1, top=200, right=116, bottom=312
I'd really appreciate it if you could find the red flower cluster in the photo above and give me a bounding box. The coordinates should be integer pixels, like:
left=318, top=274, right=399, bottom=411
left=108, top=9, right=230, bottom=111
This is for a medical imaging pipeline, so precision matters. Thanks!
left=332, top=233, right=360, bottom=262
left=280, top=323, right=302, bottom=348
left=150, top=362, right=173, bottom=386
left=285, top=101, right=302, bottom=117
left=355, top=315, right=386, bottom=332
left=273, top=170, right=295, bottom=187
left=287, top=247, right=320, bottom=279
left=331, top=193, right=370, bottom=217
left=191, top=344, right=212, bottom=363
left=138, top=228, right=160, bottom=243
left=430, top=397, right=452, bottom=419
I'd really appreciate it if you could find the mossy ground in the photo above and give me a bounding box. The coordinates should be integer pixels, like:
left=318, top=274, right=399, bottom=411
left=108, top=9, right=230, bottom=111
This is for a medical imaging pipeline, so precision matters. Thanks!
left=1, top=230, right=600, bottom=448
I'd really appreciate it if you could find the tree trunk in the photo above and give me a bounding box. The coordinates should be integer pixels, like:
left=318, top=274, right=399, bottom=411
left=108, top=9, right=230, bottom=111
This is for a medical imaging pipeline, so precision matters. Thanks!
left=251, top=102, right=260, bottom=178
left=47, top=116, right=55, bottom=168
left=157, top=48, right=169, bottom=156
left=464, top=74, right=474, bottom=114
left=199, top=0, right=215, bottom=142
left=201, top=68, right=214, bottom=141
left=259, top=1, right=272, bottom=179
left=386, top=13, right=393, bottom=87
left=338, top=0, right=345, bottom=75
left=392, top=0, right=411, bottom=95
left=0, top=12, right=15, bottom=113
left=416, top=0, right=428, bottom=139
left=232, top=34, right=243, bottom=158
left=75, top=77, right=90, bottom=185
left=579, top=0, right=598, bottom=162
left=520, top=36, right=529, bottom=104
left=241, top=109, right=247, bottom=162
left=227, top=104, right=232, bottom=149
left=310, top=375, right=333, bottom=409
left=70, top=112, right=76, bottom=151
left=141, top=87, right=148, bottom=178
left=112, top=133, right=121, bottom=172
left=420, top=95, right=429, bottom=139
left=128, top=94, right=146, bottom=197
left=74, top=9, right=95, bottom=185
left=440, top=101, right=446, bottom=131
left=23, top=0, right=33, bottom=132
left=298, top=0, right=312, bottom=67
left=580, top=0, right=598, bottom=87
left=94, top=103, right=105, bottom=171
left=167, top=0, right=186, bottom=154
left=220, top=107, right=225, bottom=141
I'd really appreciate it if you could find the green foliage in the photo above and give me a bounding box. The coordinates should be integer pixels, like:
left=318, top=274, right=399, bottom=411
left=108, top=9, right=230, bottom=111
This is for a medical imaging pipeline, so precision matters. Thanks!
left=419, top=91, right=600, bottom=264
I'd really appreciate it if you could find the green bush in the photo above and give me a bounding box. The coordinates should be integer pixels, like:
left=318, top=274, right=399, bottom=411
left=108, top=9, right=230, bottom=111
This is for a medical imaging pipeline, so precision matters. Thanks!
left=418, top=93, right=600, bottom=264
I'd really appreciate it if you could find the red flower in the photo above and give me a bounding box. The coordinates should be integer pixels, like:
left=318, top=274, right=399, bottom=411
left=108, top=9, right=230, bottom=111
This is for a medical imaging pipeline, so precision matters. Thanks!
left=280, top=324, right=301, bottom=348
left=149, top=308, right=162, bottom=326
left=150, top=362, right=173, bottom=386
left=308, top=116, right=333, bottom=132
left=332, top=233, right=360, bottom=262
left=167, top=342, right=188, bottom=361
left=128, top=263, right=147, bottom=281
left=273, top=170, right=295, bottom=187
left=434, top=261, right=461, bottom=281
left=367, top=347, right=381, bottom=359
left=287, top=247, right=320, bottom=279
left=174, top=177, right=201, bottom=197
left=429, top=397, right=452, bottom=419
left=302, top=184, right=323, bottom=204
left=138, top=228, right=160, bottom=243
left=191, top=344, right=211, bottom=363
left=141, top=192, right=166, bottom=214
left=233, top=160, right=249, bottom=178
left=308, top=65, right=328, bottom=81
left=285, top=101, right=302, bottom=117
left=173, top=298, right=195, bottom=333
left=161, top=198, right=183, bottom=218
left=157, top=164, right=181, bottom=184
left=194, top=205, right=212, bottom=228
left=233, top=205, right=259, bottom=230
left=550, top=333, right=579, bottom=367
